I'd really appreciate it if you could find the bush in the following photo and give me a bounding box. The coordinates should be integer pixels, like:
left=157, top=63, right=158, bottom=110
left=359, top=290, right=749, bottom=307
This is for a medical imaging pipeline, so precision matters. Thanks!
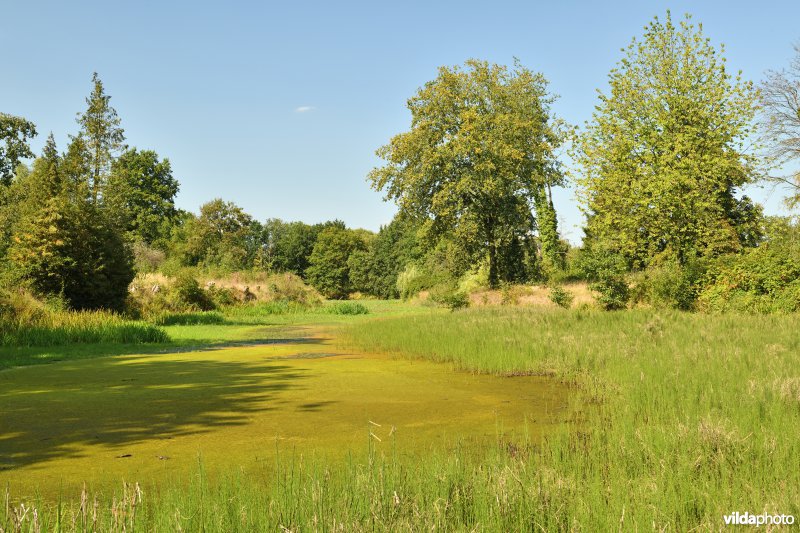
left=577, top=246, right=630, bottom=310
left=263, top=273, right=323, bottom=306
left=429, top=283, right=470, bottom=311
left=549, top=286, right=574, bottom=309
left=698, top=222, right=800, bottom=314
left=590, top=276, right=629, bottom=310
left=168, top=273, right=215, bottom=311
left=632, top=259, right=705, bottom=311
left=206, top=285, right=240, bottom=307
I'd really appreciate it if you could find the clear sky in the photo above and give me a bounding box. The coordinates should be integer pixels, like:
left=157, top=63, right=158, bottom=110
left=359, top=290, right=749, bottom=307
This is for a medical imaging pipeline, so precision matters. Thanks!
left=2, top=0, right=799, bottom=242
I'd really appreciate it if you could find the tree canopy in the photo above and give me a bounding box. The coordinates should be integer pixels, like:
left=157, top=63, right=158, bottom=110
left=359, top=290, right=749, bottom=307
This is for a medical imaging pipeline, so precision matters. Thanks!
left=0, top=113, right=37, bottom=187
left=369, top=59, right=566, bottom=286
left=575, top=12, right=762, bottom=268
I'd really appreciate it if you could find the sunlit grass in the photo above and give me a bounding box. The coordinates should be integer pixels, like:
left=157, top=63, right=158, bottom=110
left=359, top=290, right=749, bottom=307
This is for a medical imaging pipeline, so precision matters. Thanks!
left=0, top=310, right=168, bottom=348
left=342, top=307, right=800, bottom=529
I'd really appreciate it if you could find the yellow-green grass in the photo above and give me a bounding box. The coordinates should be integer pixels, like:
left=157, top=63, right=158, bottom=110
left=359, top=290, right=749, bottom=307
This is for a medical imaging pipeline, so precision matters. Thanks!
left=0, top=310, right=167, bottom=348
left=342, top=307, right=800, bottom=530
left=0, top=327, right=567, bottom=501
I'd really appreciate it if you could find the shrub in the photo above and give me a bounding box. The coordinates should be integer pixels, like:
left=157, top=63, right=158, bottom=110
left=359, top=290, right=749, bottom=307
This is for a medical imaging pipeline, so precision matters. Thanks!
left=578, top=247, right=630, bottom=310
left=396, top=264, right=428, bottom=300
left=263, top=273, right=323, bottom=306
left=168, top=273, right=215, bottom=311
left=590, top=276, right=629, bottom=310
left=549, top=286, right=574, bottom=309
left=429, top=283, right=470, bottom=311
left=206, top=285, right=240, bottom=307
left=698, top=224, right=800, bottom=313
left=632, top=259, right=705, bottom=311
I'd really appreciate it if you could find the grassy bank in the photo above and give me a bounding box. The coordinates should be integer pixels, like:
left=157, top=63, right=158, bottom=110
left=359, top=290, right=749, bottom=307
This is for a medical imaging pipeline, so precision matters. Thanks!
left=1, top=310, right=168, bottom=348
left=341, top=308, right=800, bottom=529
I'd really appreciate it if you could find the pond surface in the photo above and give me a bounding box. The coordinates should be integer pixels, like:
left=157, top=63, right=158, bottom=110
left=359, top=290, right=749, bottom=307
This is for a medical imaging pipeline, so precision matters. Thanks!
left=0, top=330, right=568, bottom=497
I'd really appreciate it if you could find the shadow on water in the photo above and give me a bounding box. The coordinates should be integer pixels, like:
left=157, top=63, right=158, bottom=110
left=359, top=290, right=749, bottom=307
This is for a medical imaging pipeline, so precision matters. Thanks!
left=0, top=346, right=317, bottom=470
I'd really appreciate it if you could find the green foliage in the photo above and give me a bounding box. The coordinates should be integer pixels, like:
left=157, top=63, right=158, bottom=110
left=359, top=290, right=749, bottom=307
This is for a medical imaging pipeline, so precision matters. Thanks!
left=9, top=195, right=134, bottom=312
left=428, top=283, right=470, bottom=310
left=76, top=72, right=126, bottom=203
left=0, top=112, right=37, bottom=187
left=576, top=245, right=630, bottom=310
left=347, top=215, right=422, bottom=298
left=132, top=242, right=166, bottom=273
left=548, top=285, right=574, bottom=309
left=575, top=12, right=762, bottom=268
left=369, top=59, right=565, bottom=286
left=106, top=148, right=179, bottom=245
left=396, top=264, right=428, bottom=300
left=168, top=273, right=215, bottom=311
left=306, top=226, right=366, bottom=299
left=632, top=259, right=706, bottom=310
left=179, top=199, right=261, bottom=270
left=206, top=284, right=239, bottom=307
left=698, top=218, right=800, bottom=313
left=590, top=276, right=630, bottom=311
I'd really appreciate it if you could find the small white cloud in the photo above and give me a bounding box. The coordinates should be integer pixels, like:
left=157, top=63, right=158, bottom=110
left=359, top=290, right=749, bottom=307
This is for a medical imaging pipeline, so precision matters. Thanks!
left=295, top=106, right=315, bottom=113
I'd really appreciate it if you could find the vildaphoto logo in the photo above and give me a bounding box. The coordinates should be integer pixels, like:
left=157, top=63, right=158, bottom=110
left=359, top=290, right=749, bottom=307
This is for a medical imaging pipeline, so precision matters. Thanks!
left=723, top=512, right=795, bottom=527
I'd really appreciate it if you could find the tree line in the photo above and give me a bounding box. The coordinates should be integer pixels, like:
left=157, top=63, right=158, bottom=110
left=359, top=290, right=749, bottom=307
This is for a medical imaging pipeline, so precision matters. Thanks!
left=2, top=12, right=799, bottom=313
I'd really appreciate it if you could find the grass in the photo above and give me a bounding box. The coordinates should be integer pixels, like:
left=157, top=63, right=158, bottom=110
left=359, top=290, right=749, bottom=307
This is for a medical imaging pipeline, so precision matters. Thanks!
left=341, top=307, right=800, bottom=529
left=5, top=303, right=797, bottom=529
left=0, top=310, right=168, bottom=348
left=1, top=323, right=565, bottom=531
left=150, top=310, right=226, bottom=326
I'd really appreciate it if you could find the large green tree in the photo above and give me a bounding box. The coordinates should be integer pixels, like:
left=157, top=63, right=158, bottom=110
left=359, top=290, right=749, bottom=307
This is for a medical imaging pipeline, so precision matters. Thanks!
left=181, top=199, right=261, bottom=270
left=76, top=72, right=125, bottom=203
left=575, top=13, right=762, bottom=268
left=0, top=113, right=37, bottom=187
left=305, top=226, right=366, bottom=299
left=106, top=148, right=179, bottom=245
left=8, top=138, right=133, bottom=311
left=369, top=59, right=565, bottom=287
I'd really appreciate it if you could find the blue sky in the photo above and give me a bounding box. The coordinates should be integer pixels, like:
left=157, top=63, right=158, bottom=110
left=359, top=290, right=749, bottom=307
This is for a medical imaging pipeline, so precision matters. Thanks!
left=2, top=0, right=799, bottom=243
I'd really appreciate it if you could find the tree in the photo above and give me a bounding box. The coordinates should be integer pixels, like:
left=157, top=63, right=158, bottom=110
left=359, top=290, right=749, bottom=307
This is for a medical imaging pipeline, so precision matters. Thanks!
left=181, top=199, right=260, bottom=270
left=347, top=214, right=422, bottom=298
left=305, top=226, right=366, bottom=299
left=0, top=113, right=37, bottom=187
left=8, top=139, right=133, bottom=311
left=106, top=148, right=180, bottom=245
left=369, top=59, right=565, bottom=287
left=261, top=219, right=317, bottom=275
left=76, top=72, right=125, bottom=203
left=575, top=13, right=762, bottom=268
left=761, top=43, right=800, bottom=208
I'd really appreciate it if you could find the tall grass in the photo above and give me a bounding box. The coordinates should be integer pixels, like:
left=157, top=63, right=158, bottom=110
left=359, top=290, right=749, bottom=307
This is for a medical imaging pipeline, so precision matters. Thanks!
left=3, top=439, right=573, bottom=532
left=5, top=307, right=799, bottom=530
left=341, top=308, right=800, bottom=529
left=1, top=310, right=169, bottom=346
